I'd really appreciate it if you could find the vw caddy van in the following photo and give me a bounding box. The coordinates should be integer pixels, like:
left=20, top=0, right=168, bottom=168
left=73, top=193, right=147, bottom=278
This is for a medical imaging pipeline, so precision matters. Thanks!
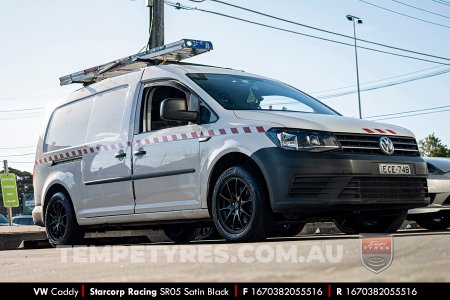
left=33, top=40, right=429, bottom=245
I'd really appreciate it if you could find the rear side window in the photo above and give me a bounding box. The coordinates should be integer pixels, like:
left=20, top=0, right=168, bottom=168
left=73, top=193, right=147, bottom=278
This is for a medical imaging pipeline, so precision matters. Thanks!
left=44, top=86, right=128, bottom=152
left=85, top=86, right=128, bottom=143
left=45, top=98, right=93, bottom=152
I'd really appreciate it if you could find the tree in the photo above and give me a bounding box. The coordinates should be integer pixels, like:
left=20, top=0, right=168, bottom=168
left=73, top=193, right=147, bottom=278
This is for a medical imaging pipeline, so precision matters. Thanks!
left=0, top=167, right=33, bottom=206
left=418, top=133, right=450, bottom=157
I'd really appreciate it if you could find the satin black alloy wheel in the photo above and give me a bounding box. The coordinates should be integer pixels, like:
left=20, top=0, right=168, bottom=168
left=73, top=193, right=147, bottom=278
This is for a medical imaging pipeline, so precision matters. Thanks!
left=217, top=177, right=253, bottom=233
left=212, top=165, right=274, bottom=242
left=45, top=192, right=84, bottom=246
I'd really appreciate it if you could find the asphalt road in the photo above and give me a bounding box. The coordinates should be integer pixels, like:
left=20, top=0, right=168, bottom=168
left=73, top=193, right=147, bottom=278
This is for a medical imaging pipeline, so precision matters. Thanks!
left=0, top=230, right=449, bottom=282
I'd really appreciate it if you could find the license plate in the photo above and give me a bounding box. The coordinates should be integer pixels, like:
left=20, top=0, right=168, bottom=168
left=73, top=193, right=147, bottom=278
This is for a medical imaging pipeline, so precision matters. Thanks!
left=378, top=164, right=411, bottom=175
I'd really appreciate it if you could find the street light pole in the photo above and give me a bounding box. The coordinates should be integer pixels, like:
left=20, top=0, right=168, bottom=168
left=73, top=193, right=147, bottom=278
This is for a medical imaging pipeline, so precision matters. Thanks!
left=346, top=15, right=363, bottom=119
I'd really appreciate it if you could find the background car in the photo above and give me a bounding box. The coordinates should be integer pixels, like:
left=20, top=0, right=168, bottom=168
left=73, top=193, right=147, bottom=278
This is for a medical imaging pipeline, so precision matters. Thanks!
left=407, top=157, right=450, bottom=230
left=0, top=214, right=9, bottom=226
left=12, top=215, right=35, bottom=226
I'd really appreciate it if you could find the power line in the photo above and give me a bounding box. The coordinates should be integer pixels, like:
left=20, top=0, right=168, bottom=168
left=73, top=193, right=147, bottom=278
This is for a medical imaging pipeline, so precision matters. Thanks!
left=202, top=0, right=450, bottom=61
left=316, top=67, right=450, bottom=99
left=0, top=153, right=35, bottom=158
left=432, top=0, right=450, bottom=7
left=0, top=93, right=64, bottom=101
left=0, top=107, right=44, bottom=113
left=359, top=0, right=450, bottom=29
left=166, top=2, right=450, bottom=65
left=0, top=146, right=35, bottom=150
left=369, top=108, right=450, bottom=121
left=313, top=65, right=444, bottom=94
left=392, top=0, right=450, bottom=19
left=366, top=105, right=450, bottom=118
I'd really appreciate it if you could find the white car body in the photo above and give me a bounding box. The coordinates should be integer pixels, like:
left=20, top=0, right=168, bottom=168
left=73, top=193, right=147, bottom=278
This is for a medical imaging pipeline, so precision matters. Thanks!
left=32, top=63, right=429, bottom=242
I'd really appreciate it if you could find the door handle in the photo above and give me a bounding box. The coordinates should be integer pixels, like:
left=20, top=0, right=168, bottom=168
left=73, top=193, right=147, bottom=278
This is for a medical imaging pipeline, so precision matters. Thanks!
left=133, top=148, right=147, bottom=156
left=114, top=150, right=126, bottom=159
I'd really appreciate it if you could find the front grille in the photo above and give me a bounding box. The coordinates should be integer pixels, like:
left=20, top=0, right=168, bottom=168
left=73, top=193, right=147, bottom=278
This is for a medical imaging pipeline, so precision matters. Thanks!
left=289, top=176, right=343, bottom=198
left=338, top=176, right=427, bottom=200
left=334, top=133, right=420, bottom=156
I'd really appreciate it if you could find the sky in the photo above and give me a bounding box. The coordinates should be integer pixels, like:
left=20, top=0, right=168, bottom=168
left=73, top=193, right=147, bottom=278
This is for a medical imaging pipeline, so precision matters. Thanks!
left=0, top=0, right=449, bottom=172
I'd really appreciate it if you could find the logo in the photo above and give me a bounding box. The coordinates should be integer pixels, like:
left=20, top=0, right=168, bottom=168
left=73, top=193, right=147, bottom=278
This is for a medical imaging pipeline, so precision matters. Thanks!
left=360, top=236, right=393, bottom=273
left=379, top=136, right=394, bottom=155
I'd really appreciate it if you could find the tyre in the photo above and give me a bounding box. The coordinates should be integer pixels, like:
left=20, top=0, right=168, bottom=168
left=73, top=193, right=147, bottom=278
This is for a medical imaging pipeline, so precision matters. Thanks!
left=334, top=210, right=406, bottom=234
left=45, top=192, right=84, bottom=246
left=414, top=214, right=450, bottom=230
left=196, top=225, right=220, bottom=240
left=212, top=165, right=274, bottom=242
left=164, top=224, right=200, bottom=243
left=272, top=223, right=305, bottom=237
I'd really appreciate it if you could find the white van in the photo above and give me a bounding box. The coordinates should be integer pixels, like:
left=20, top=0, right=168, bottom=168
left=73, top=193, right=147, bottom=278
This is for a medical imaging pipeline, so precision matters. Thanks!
left=33, top=40, right=429, bottom=245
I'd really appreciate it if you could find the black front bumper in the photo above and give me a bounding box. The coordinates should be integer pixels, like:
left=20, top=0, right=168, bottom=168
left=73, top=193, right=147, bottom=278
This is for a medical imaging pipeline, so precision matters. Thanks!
left=250, top=148, right=429, bottom=215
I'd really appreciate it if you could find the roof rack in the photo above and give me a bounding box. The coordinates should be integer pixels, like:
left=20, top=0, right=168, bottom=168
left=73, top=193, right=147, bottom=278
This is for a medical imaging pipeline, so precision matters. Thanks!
left=59, top=39, right=213, bottom=86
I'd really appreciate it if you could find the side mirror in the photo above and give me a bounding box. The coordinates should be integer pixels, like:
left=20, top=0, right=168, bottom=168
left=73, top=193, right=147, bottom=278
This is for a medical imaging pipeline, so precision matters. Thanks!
left=160, top=98, right=198, bottom=123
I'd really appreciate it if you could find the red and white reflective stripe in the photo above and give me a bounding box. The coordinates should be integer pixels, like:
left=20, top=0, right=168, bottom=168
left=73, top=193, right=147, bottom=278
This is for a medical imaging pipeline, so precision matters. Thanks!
left=134, top=126, right=265, bottom=146
left=362, top=128, right=397, bottom=135
left=35, top=126, right=267, bottom=165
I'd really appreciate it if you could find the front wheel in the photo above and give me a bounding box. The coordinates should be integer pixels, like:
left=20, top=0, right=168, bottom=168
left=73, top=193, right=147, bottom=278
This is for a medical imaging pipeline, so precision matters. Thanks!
left=212, top=165, right=274, bottom=242
left=414, top=214, right=450, bottom=230
left=334, top=211, right=406, bottom=234
left=45, top=192, right=84, bottom=246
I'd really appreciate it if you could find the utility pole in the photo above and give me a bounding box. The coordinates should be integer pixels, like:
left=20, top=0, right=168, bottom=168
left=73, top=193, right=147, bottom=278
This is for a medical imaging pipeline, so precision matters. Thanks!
left=3, top=160, right=12, bottom=226
left=146, top=0, right=164, bottom=49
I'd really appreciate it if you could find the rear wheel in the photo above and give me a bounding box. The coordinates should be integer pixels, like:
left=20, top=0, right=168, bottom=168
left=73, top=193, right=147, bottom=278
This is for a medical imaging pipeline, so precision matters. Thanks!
left=414, top=214, right=450, bottom=230
left=196, top=225, right=220, bottom=240
left=334, top=210, right=406, bottom=234
left=45, top=192, right=84, bottom=246
left=272, top=223, right=305, bottom=237
left=212, top=165, right=274, bottom=242
left=164, top=224, right=200, bottom=243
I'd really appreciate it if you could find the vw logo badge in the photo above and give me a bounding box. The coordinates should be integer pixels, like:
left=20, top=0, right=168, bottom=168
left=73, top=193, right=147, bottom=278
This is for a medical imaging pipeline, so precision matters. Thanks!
left=379, top=136, right=395, bottom=155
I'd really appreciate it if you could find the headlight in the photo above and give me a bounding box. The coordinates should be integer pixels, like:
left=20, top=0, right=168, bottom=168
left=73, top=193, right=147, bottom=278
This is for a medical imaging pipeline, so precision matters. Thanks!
left=266, top=128, right=341, bottom=152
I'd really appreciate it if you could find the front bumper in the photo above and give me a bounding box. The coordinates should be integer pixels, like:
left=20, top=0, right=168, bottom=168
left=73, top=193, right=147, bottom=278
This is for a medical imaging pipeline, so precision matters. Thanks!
left=251, top=147, right=429, bottom=215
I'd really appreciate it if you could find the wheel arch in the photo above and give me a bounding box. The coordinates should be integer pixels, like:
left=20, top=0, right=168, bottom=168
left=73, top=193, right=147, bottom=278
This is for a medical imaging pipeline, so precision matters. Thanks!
left=43, top=183, right=73, bottom=221
left=206, top=152, right=270, bottom=215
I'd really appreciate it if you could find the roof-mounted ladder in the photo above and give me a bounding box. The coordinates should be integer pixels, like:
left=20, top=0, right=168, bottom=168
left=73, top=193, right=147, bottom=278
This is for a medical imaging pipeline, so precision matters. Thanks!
left=59, top=39, right=213, bottom=86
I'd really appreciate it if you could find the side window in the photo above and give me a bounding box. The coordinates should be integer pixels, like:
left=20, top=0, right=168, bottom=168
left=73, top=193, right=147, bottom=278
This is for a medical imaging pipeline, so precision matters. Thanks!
left=200, top=102, right=218, bottom=124
left=85, top=86, right=128, bottom=143
left=44, top=98, right=93, bottom=152
left=141, top=86, right=189, bottom=132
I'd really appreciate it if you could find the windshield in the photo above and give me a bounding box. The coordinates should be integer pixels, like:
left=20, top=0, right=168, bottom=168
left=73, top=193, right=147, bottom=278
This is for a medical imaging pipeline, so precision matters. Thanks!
left=187, top=73, right=337, bottom=115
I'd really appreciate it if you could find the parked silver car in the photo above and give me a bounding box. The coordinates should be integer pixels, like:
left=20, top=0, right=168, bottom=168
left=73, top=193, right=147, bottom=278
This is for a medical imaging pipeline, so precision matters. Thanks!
left=408, top=157, right=450, bottom=230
